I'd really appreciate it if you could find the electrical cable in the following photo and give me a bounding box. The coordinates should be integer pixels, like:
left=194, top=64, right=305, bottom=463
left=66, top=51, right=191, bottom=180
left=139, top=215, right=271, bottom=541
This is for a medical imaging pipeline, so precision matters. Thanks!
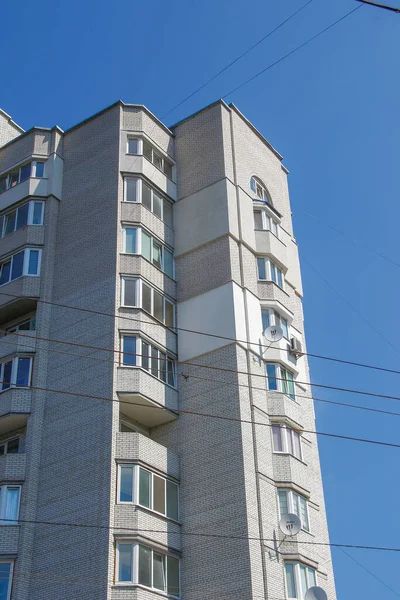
left=355, top=0, right=400, bottom=12
left=221, top=4, right=363, bottom=99
left=339, top=547, right=400, bottom=598
left=160, top=0, right=314, bottom=120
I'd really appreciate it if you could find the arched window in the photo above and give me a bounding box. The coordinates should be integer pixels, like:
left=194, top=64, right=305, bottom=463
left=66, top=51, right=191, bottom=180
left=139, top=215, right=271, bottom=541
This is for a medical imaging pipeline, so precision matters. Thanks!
left=250, top=176, right=272, bottom=205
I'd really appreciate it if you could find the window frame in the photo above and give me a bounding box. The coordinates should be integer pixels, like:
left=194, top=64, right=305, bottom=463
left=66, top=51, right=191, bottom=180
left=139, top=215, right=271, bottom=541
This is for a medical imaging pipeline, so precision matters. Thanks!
left=0, top=355, right=33, bottom=392
left=0, top=162, right=45, bottom=195
left=125, top=137, right=174, bottom=180
left=284, top=561, right=317, bottom=599
left=4, top=315, right=36, bottom=335
left=0, top=437, right=19, bottom=456
left=121, top=278, right=175, bottom=328
left=0, top=248, right=42, bottom=287
left=0, top=560, right=14, bottom=600
left=0, top=201, right=44, bottom=239
left=253, top=207, right=279, bottom=237
left=266, top=363, right=295, bottom=400
left=0, top=484, right=21, bottom=525
left=272, top=423, right=302, bottom=460
left=120, top=335, right=177, bottom=388
left=261, top=308, right=289, bottom=339
left=122, top=226, right=175, bottom=279
left=117, top=463, right=180, bottom=521
left=123, top=177, right=173, bottom=226
left=250, top=176, right=272, bottom=205
left=115, top=541, right=180, bottom=597
left=257, top=257, right=284, bottom=288
left=278, top=488, right=310, bottom=532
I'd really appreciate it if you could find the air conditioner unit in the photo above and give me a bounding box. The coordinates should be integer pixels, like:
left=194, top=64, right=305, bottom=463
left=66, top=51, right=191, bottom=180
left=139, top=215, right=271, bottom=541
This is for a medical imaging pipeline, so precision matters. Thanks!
left=290, top=337, right=303, bottom=356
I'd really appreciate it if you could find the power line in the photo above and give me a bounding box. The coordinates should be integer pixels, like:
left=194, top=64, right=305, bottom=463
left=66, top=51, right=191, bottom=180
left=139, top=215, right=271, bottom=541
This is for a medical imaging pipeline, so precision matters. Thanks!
left=1, top=287, right=400, bottom=378
left=2, top=517, right=400, bottom=553
left=161, top=0, right=314, bottom=119
left=222, top=4, right=363, bottom=99
left=355, top=0, right=400, bottom=12
left=4, top=377, right=400, bottom=450
left=339, top=548, right=400, bottom=598
left=2, top=330, right=400, bottom=421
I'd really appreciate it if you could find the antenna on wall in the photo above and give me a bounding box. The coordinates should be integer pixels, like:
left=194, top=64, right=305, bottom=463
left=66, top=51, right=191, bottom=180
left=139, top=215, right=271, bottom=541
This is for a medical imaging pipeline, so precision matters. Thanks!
left=263, top=325, right=283, bottom=343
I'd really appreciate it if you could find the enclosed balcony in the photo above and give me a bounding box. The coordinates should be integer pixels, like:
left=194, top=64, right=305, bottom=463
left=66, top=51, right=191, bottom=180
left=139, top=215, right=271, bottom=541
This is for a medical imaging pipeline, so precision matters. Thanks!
left=0, top=389, right=31, bottom=436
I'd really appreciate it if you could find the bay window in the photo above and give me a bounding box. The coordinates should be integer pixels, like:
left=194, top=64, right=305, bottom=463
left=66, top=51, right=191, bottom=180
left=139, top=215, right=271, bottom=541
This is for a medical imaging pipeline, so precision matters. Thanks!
left=121, top=278, right=175, bottom=327
left=116, top=541, right=180, bottom=596
left=0, top=200, right=44, bottom=238
left=257, top=257, right=284, bottom=288
left=0, top=161, right=45, bottom=195
left=266, top=363, right=295, bottom=400
left=250, top=176, right=272, bottom=205
left=0, top=248, right=41, bottom=286
left=278, top=489, right=309, bottom=532
left=121, top=336, right=176, bottom=387
left=122, top=226, right=174, bottom=278
left=127, top=137, right=174, bottom=180
left=272, top=424, right=302, bottom=460
left=124, top=177, right=173, bottom=226
left=118, top=464, right=179, bottom=520
left=253, top=208, right=279, bottom=237
left=0, top=356, right=33, bottom=391
left=285, top=562, right=316, bottom=599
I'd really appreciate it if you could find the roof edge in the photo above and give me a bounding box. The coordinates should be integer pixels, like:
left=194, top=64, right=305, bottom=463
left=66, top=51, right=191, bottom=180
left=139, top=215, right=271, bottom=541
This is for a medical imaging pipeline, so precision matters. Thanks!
left=0, top=125, right=64, bottom=153
left=229, top=104, right=283, bottom=161
left=0, top=108, right=25, bottom=134
left=169, top=99, right=230, bottom=130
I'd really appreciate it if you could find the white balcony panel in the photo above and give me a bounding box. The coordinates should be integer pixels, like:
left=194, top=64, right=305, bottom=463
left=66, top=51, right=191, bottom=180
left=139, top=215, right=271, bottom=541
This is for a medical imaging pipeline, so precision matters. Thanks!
left=0, top=178, right=48, bottom=212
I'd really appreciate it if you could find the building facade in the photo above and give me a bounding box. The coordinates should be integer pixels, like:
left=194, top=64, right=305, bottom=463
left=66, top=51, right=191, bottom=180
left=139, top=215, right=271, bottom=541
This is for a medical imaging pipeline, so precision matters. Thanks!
left=0, top=101, right=336, bottom=599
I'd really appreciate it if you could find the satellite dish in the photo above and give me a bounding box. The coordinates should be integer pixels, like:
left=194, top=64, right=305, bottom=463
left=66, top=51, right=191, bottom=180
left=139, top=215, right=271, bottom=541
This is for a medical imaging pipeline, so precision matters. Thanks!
left=264, top=325, right=283, bottom=342
left=305, top=587, right=328, bottom=600
left=279, top=513, right=301, bottom=537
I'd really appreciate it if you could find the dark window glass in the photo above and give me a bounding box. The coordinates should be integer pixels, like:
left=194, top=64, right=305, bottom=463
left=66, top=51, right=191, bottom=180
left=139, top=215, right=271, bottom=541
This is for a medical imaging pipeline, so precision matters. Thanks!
left=35, top=162, right=44, bottom=178
left=139, top=469, right=151, bottom=508
left=142, top=283, right=152, bottom=314
left=142, top=182, right=152, bottom=210
left=16, top=204, right=29, bottom=230
left=153, top=552, right=165, bottom=591
left=118, top=544, right=133, bottom=582
left=167, top=359, right=175, bottom=387
left=138, top=545, right=152, bottom=587
left=143, top=140, right=153, bottom=162
left=127, top=139, right=138, bottom=154
left=257, top=258, right=266, bottom=280
left=9, top=172, right=18, bottom=188
left=163, top=199, right=173, bottom=227
left=122, top=337, right=136, bottom=366
left=123, top=279, right=137, bottom=306
left=159, top=352, right=167, bottom=383
left=153, top=475, right=165, bottom=514
left=4, top=212, right=16, bottom=236
left=266, top=364, right=278, bottom=391
left=119, top=466, right=133, bottom=502
left=2, top=361, right=12, bottom=390
left=166, top=481, right=179, bottom=521
left=153, top=152, right=163, bottom=170
left=6, top=439, right=19, bottom=454
left=0, top=562, right=12, bottom=599
left=0, top=261, right=11, bottom=286
left=11, top=251, right=24, bottom=280
left=153, top=291, right=163, bottom=322
left=151, top=347, right=159, bottom=378
left=20, top=164, right=31, bottom=182
left=167, top=556, right=180, bottom=597
left=32, top=202, right=43, bottom=224
left=153, top=193, right=162, bottom=219
left=165, top=302, right=174, bottom=328
left=0, top=446, right=4, bottom=456
left=164, top=161, right=173, bottom=180
left=125, top=179, right=137, bottom=202
left=141, top=342, right=149, bottom=371
left=16, top=357, right=31, bottom=386
left=0, top=177, right=7, bottom=194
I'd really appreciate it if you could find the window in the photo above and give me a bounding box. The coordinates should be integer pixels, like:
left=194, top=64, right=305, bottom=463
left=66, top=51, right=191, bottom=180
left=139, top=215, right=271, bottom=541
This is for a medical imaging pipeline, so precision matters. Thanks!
left=122, top=227, right=174, bottom=278
left=121, top=336, right=176, bottom=387
left=266, top=363, right=295, bottom=400
left=285, top=562, right=316, bottom=599
left=253, top=209, right=279, bottom=237
left=261, top=308, right=289, bottom=338
left=250, top=176, right=272, bottom=205
left=0, top=356, right=33, bottom=391
left=4, top=315, right=36, bottom=335
left=257, top=257, right=284, bottom=288
left=0, top=248, right=41, bottom=287
left=0, top=162, right=45, bottom=195
left=116, top=541, right=180, bottom=596
left=272, top=424, right=302, bottom=460
left=278, top=489, right=309, bottom=532
left=0, top=485, right=20, bottom=525
left=0, top=561, right=13, bottom=599
left=0, top=438, right=19, bottom=456
left=121, top=278, right=175, bottom=327
left=124, top=178, right=173, bottom=226
left=118, top=464, right=179, bottom=520
left=126, top=137, right=174, bottom=180
left=0, top=201, right=44, bottom=239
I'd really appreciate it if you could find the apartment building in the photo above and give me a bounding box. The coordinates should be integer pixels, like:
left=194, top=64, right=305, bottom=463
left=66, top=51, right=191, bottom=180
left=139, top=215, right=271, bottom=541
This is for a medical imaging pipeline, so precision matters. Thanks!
left=0, top=101, right=336, bottom=599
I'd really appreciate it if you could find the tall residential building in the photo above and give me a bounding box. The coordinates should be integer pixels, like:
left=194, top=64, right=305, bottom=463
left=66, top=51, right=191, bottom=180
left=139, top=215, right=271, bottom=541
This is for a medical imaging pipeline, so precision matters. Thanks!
left=0, top=100, right=336, bottom=600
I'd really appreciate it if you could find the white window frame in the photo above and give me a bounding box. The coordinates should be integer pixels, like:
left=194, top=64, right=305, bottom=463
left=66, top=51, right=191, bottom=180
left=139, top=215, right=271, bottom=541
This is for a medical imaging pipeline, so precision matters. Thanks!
left=0, top=485, right=21, bottom=525
left=123, top=177, right=173, bottom=226
left=0, top=560, right=14, bottom=599
left=0, top=201, right=44, bottom=239
left=253, top=207, right=279, bottom=237
left=0, top=248, right=42, bottom=287
left=115, top=541, right=180, bottom=596
left=285, top=561, right=317, bottom=599
left=122, top=226, right=175, bottom=279
left=261, top=308, right=289, bottom=339
left=278, top=488, right=310, bottom=532
left=266, top=363, right=295, bottom=400
left=0, top=436, right=19, bottom=456
left=0, top=161, right=45, bottom=195
left=4, top=314, right=36, bottom=335
left=121, top=278, right=175, bottom=327
left=125, top=137, right=174, bottom=179
left=257, top=257, right=284, bottom=288
left=272, top=423, right=302, bottom=460
left=250, top=176, right=272, bottom=204
left=117, top=464, right=180, bottom=520
left=0, top=355, right=33, bottom=392
left=120, top=335, right=177, bottom=388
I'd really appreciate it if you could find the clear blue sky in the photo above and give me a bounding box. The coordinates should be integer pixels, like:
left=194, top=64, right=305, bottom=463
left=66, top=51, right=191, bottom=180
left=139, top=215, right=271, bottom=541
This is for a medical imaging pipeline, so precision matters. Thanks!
left=2, top=0, right=400, bottom=596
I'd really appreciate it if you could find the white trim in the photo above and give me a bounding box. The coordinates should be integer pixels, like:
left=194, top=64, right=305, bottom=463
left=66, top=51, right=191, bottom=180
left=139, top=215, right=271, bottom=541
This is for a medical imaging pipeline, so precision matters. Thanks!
left=120, top=334, right=177, bottom=388
left=123, top=176, right=173, bottom=226
left=284, top=561, right=317, bottom=599
left=121, top=277, right=176, bottom=328
left=277, top=488, right=310, bottom=533
left=122, top=225, right=175, bottom=279
left=0, top=484, right=21, bottom=524
left=257, top=257, right=285, bottom=288
left=272, top=423, right=302, bottom=460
